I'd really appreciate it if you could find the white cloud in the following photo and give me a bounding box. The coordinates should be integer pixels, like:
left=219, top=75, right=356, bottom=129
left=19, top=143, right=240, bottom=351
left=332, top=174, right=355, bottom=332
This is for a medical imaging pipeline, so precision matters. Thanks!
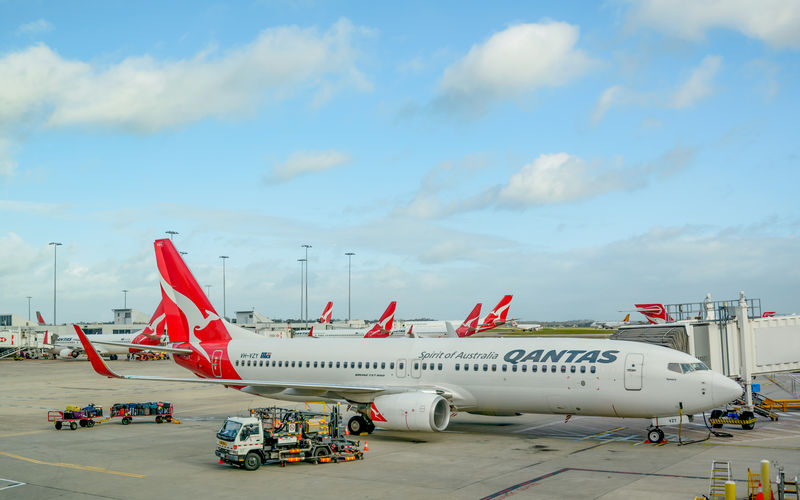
left=0, top=138, right=17, bottom=176
left=269, top=149, right=352, bottom=182
left=0, top=19, right=370, bottom=133
left=498, top=153, right=627, bottom=206
left=626, top=0, right=800, bottom=49
left=436, top=22, right=597, bottom=113
left=15, top=19, right=53, bottom=36
left=672, top=55, right=722, bottom=108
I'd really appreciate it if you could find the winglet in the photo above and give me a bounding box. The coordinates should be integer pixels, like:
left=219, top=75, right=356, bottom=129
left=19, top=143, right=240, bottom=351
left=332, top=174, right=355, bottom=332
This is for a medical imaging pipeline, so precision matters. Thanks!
left=72, top=324, right=122, bottom=379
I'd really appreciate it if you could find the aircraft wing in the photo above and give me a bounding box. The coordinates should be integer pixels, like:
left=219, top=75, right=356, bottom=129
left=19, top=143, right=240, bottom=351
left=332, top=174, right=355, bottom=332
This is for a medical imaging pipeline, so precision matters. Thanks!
left=73, top=324, right=385, bottom=395
left=89, top=339, right=193, bottom=355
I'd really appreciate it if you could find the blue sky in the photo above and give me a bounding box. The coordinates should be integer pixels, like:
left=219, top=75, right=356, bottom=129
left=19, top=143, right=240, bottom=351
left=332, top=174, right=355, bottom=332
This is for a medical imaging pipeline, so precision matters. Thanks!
left=1, top=1, right=799, bottom=323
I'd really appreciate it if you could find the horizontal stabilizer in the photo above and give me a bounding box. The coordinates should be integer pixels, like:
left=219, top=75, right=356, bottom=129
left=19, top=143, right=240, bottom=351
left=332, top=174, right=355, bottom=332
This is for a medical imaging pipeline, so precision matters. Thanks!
left=89, top=339, right=193, bottom=355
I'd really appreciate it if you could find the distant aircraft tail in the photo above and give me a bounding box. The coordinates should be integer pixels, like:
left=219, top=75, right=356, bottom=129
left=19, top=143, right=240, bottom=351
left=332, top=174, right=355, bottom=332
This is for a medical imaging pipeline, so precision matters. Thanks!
left=36, top=311, right=46, bottom=325
left=308, top=326, right=315, bottom=337
left=762, top=311, right=776, bottom=318
left=364, top=301, right=397, bottom=338
left=456, top=303, right=482, bottom=337
left=131, top=302, right=167, bottom=349
left=478, top=294, right=513, bottom=332
left=634, top=304, right=674, bottom=324
left=407, top=325, right=415, bottom=338
left=319, top=301, right=333, bottom=323
left=622, top=313, right=630, bottom=323
left=154, top=239, right=253, bottom=349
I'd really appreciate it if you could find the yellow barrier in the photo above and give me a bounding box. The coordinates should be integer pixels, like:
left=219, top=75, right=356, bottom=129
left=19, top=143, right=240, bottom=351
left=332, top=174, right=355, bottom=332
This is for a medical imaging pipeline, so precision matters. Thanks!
left=761, top=398, right=800, bottom=411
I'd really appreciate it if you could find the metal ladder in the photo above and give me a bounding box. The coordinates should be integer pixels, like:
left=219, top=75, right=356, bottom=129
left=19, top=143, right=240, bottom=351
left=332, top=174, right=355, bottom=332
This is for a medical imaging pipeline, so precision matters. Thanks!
left=709, top=461, right=732, bottom=500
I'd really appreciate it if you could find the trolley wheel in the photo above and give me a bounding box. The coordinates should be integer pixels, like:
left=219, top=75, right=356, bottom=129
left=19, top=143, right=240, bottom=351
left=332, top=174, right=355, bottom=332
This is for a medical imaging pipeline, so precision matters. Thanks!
left=54, top=421, right=62, bottom=430
left=87, top=420, right=95, bottom=428
left=243, top=452, right=261, bottom=471
left=69, top=421, right=78, bottom=430
left=155, top=416, right=163, bottom=424
left=79, top=419, right=87, bottom=427
left=741, top=411, right=756, bottom=430
left=165, top=416, right=172, bottom=422
left=122, top=417, right=131, bottom=425
left=647, top=428, right=664, bottom=443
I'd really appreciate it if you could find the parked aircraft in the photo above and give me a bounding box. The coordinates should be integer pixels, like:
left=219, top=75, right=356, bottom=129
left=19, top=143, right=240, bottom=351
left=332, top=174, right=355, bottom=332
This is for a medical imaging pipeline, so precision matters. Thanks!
left=319, top=302, right=333, bottom=323
left=52, top=303, right=166, bottom=359
left=591, top=314, right=631, bottom=329
left=511, top=319, right=542, bottom=332
left=36, top=311, right=46, bottom=325
left=474, top=295, right=513, bottom=334
left=404, top=303, right=483, bottom=338
left=305, top=302, right=398, bottom=338
left=75, top=239, right=743, bottom=442
left=635, top=304, right=675, bottom=324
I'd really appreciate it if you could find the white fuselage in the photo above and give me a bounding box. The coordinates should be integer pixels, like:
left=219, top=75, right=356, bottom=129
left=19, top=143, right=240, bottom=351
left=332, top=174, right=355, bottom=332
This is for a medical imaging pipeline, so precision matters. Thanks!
left=210, top=336, right=741, bottom=419
left=52, top=334, right=137, bottom=356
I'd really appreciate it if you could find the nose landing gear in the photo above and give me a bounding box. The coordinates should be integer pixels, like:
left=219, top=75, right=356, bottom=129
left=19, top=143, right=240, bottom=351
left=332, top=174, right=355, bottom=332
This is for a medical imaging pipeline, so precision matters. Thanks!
left=647, top=426, right=665, bottom=443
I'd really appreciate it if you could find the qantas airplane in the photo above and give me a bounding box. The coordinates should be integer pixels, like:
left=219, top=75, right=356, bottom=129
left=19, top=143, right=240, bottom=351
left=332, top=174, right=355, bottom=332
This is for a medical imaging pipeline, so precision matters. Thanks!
left=51, top=303, right=167, bottom=359
left=319, top=301, right=333, bottom=323
left=74, top=239, right=743, bottom=443
left=635, top=304, right=675, bottom=324
left=36, top=311, right=46, bottom=326
left=474, top=295, right=513, bottom=334
left=304, top=301, right=398, bottom=338
left=405, top=303, right=483, bottom=338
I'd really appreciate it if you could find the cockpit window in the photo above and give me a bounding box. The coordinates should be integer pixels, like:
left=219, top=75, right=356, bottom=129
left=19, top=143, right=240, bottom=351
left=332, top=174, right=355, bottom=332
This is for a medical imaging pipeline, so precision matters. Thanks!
left=691, top=362, right=709, bottom=371
left=669, top=361, right=710, bottom=374
left=667, top=363, right=682, bottom=373
left=680, top=363, right=694, bottom=373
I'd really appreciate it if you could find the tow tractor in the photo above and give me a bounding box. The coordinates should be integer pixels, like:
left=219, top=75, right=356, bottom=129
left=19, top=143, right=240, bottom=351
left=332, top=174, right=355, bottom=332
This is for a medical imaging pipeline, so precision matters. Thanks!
left=215, top=404, right=364, bottom=470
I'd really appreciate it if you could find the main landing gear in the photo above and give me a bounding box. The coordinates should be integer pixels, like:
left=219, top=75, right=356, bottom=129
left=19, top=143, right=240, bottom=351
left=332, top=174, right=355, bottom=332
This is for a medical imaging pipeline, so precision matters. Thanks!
left=347, top=413, right=375, bottom=435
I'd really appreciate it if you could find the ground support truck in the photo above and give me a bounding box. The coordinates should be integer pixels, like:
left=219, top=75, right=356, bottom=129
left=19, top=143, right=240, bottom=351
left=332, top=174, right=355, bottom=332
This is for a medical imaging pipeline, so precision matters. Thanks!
left=215, top=405, right=364, bottom=470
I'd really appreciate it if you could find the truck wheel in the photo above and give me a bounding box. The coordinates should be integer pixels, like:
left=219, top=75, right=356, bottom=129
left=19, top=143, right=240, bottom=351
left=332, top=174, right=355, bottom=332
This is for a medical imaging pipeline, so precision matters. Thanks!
left=710, top=410, right=723, bottom=428
left=79, top=419, right=87, bottom=427
left=87, top=420, right=95, bottom=427
left=741, top=411, right=755, bottom=430
left=54, top=421, right=62, bottom=430
left=69, top=421, right=78, bottom=430
left=348, top=415, right=367, bottom=435
left=312, top=446, right=331, bottom=464
left=243, top=452, right=261, bottom=471
left=122, top=417, right=131, bottom=425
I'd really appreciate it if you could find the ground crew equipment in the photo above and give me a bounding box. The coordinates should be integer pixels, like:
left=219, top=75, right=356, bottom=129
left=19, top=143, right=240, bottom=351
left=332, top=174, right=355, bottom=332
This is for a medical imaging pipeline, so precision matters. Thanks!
left=215, top=404, right=363, bottom=470
left=48, top=404, right=104, bottom=430
left=108, top=401, right=177, bottom=424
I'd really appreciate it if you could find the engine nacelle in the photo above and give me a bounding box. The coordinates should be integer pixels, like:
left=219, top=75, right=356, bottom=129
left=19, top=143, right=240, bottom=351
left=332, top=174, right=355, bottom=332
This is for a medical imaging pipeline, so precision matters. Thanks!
left=59, top=348, right=79, bottom=358
left=371, top=392, right=451, bottom=432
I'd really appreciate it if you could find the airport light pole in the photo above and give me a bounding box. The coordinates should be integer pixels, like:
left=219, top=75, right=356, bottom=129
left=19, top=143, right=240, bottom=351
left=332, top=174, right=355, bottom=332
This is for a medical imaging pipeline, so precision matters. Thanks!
left=166, top=230, right=178, bottom=240
left=345, top=252, right=355, bottom=322
left=301, top=244, right=311, bottom=328
left=122, top=289, right=128, bottom=308
left=219, top=256, right=229, bottom=321
left=205, top=284, right=212, bottom=299
left=26, top=296, right=32, bottom=322
left=49, top=242, right=62, bottom=325
left=297, top=258, right=306, bottom=324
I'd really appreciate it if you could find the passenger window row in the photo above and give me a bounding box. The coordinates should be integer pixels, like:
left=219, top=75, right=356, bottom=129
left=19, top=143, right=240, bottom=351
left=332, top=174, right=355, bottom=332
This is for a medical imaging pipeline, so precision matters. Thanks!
left=233, top=359, right=396, bottom=369
left=454, top=363, right=596, bottom=374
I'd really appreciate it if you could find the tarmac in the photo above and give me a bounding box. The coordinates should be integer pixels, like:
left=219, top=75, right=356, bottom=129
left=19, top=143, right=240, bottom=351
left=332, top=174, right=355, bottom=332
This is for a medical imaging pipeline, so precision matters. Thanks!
left=2, top=358, right=799, bottom=499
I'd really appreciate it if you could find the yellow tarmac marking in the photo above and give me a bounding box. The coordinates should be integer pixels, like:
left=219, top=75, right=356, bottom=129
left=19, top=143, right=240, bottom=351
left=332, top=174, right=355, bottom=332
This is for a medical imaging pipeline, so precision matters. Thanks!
left=0, top=451, right=145, bottom=478
left=580, top=426, right=626, bottom=440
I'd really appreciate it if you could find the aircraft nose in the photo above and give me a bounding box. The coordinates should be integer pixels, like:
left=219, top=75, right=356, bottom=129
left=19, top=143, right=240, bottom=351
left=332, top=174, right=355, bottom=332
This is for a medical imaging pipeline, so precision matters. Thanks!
left=713, top=373, right=743, bottom=405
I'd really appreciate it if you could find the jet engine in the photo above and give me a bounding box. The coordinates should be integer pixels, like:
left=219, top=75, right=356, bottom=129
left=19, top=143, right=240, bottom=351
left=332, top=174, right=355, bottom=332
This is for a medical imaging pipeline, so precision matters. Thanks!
left=371, top=392, right=451, bottom=432
left=59, top=348, right=79, bottom=358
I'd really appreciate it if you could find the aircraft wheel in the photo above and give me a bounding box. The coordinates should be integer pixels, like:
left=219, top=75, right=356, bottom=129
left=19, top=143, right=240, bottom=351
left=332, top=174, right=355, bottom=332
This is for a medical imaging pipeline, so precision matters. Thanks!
left=347, top=415, right=367, bottom=435
left=69, top=421, right=78, bottom=430
left=243, top=452, right=261, bottom=471
left=741, top=411, right=755, bottom=430
left=54, top=421, right=62, bottom=430
left=647, top=428, right=664, bottom=443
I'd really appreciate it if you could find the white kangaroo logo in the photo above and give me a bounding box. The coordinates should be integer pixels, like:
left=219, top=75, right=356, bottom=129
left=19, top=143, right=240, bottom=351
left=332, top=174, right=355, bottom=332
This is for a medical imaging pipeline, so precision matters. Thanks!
left=160, top=277, right=221, bottom=362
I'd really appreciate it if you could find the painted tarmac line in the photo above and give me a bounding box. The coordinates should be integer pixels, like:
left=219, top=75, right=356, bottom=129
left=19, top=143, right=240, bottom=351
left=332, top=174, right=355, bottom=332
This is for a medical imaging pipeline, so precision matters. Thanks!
left=0, top=430, right=49, bottom=438
left=512, top=420, right=572, bottom=433
left=0, top=478, right=26, bottom=491
left=0, top=451, right=145, bottom=478
left=579, top=426, right=626, bottom=440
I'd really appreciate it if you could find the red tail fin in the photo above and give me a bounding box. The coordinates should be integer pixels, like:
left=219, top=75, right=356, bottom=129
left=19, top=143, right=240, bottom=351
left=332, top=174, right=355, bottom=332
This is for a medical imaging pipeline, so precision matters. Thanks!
left=634, top=304, right=674, bottom=324
left=478, top=294, right=513, bottom=332
left=308, top=326, right=314, bottom=337
left=131, top=302, right=167, bottom=347
left=456, top=303, right=482, bottom=337
left=36, top=311, right=45, bottom=325
left=154, top=239, right=228, bottom=348
left=364, top=301, right=397, bottom=338
left=319, top=301, right=333, bottom=323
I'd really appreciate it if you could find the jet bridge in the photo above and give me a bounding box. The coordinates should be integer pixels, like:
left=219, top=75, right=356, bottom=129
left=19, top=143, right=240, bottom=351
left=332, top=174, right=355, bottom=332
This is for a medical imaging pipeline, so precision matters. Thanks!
left=612, top=292, right=800, bottom=410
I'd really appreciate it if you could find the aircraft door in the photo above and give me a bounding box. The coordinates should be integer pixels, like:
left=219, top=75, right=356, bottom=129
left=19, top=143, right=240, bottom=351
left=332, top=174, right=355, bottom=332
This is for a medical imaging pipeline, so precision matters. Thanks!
left=411, top=359, right=422, bottom=378
left=211, top=350, right=223, bottom=378
left=396, top=359, right=406, bottom=378
left=624, top=353, right=643, bottom=390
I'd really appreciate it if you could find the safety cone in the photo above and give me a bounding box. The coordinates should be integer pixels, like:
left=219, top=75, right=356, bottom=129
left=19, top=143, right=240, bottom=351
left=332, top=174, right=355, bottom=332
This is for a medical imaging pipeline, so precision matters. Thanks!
left=218, top=459, right=224, bottom=464
left=363, top=441, right=369, bottom=451
left=345, top=426, right=349, bottom=435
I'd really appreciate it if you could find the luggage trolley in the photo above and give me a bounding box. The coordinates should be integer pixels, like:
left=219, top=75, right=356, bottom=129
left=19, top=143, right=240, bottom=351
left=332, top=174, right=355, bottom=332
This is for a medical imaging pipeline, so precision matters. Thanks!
left=109, top=401, right=176, bottom=425
left=48, top=404, right=105, bottom=430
